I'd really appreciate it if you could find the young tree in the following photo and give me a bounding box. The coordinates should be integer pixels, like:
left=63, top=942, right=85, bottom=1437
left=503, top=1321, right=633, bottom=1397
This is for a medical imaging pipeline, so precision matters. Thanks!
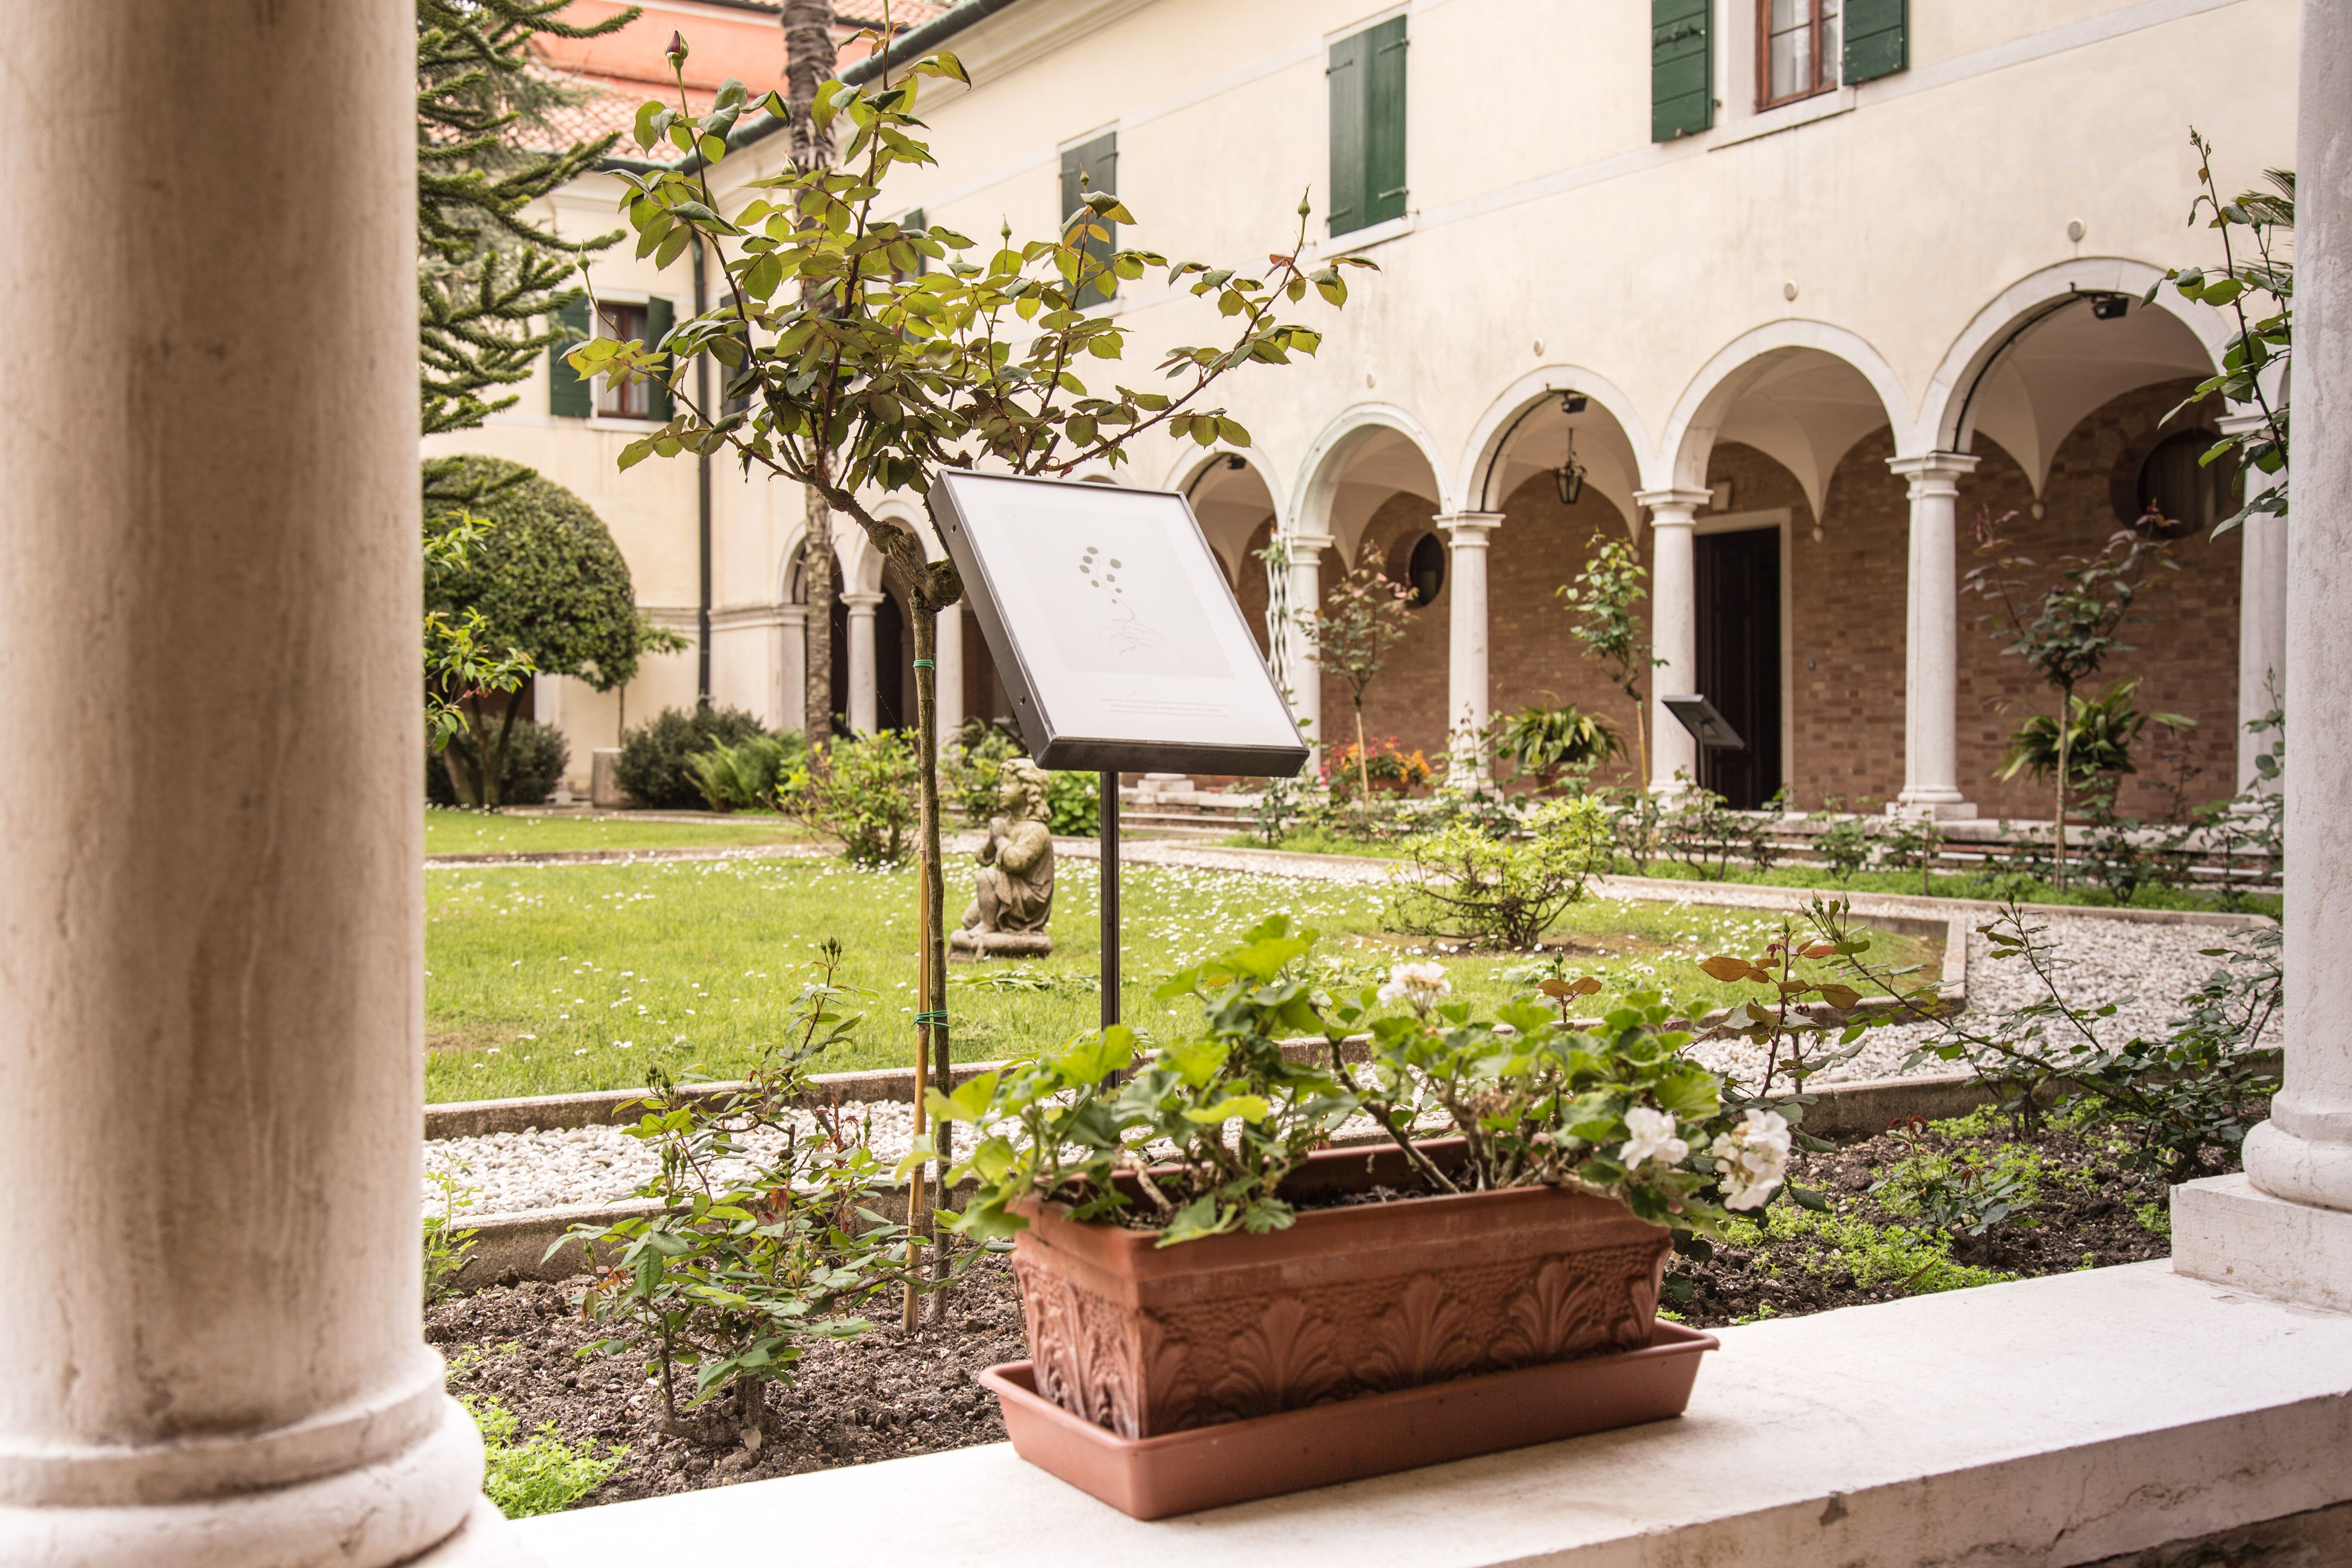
left=426, top=457, right=681, bottom=805
left=1301, top=548, right=1413, bottom=806
left=1557, top=535, right=1657, bottom=782
left=416, top=0, right=639, bottom=436
left=1966, top=513, right=2171, bottom=888
left=2149, top=132, right=2292, bottom=538
left=567, top=29, right=1372, bottom=1256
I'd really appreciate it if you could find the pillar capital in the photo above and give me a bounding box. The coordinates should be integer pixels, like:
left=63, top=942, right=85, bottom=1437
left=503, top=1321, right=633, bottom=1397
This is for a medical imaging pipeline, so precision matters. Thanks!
left=1633, top=488, right=1710, bottom=526
left=1437, top=511, right=1501, bottom=545
left=1285, top=530, right=1337, bottom=553
left=2218, top=411, right=2275, bottom=437
left=841, top=590, right=885, bottom=612
left=1886, top=451, right=1980, bottom=498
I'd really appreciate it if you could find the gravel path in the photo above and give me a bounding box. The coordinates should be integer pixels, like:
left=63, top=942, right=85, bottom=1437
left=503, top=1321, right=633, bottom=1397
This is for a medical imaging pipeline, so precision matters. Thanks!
left=426, top=855, right=2274, bottom=1219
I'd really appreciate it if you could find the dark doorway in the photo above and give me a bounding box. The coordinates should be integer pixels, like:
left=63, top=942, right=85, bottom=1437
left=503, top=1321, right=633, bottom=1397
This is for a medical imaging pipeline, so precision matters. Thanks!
left=1694, top=526, right=1782, bottom=808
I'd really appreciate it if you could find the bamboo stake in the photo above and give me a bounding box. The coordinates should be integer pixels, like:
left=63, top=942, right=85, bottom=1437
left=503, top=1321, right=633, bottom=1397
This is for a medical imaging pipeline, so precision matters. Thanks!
left=903, top=858, right=930, bottom=1334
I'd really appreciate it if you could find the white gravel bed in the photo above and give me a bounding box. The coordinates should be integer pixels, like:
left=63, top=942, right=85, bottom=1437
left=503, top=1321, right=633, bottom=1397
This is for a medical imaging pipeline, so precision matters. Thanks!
left=426, top=1100, right=920, bottom=1219
left=1687, top=909, right=2278, bottom=1092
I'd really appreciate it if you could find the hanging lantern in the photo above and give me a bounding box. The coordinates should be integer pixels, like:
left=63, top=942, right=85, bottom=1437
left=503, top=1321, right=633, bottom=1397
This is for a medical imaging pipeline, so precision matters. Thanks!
left=1554, top=405, right=1587, bottom=507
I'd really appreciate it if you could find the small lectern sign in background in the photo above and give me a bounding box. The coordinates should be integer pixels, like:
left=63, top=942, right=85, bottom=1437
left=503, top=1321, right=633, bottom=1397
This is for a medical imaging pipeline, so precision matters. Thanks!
left=929, top=471, right=1308, bottom=1027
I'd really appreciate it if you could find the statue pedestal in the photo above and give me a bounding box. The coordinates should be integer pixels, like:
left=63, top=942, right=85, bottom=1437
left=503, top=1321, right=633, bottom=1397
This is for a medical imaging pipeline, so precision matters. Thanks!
left=950, top=930, right=1055, bottom=961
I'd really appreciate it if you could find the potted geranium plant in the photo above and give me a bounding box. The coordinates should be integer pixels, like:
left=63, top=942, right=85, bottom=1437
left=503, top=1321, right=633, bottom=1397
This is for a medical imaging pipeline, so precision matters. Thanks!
left=915, top=913, right=1849, bottom=1518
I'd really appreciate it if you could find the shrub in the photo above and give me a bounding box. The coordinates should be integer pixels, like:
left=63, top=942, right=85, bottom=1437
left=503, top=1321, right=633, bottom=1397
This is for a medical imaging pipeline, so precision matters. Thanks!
left=1388, top=796, right=1612, bottom=949
left=615, top=706, right=769, bottom=809
left=427, top=718, right=570, bottom=807
left=775, top=729, right=921, bottom=864
left=686, top=732, right=806, bottom=812
left=1047, top=769, right=1100, bottom=835
left=566, top=950, right=935, bottom=1449
left=1323, top=737, right=1436, bottom=803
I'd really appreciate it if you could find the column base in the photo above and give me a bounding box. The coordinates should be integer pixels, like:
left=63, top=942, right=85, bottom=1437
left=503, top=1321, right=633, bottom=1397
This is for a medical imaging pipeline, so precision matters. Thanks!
left=400, top=1499, right=548, bottom=1567
left=1889, top=797, right=1977, bottom=822
left=2172, top=1172, right=2352, bottom=1314
left=0, top=1390, right=493, bottom=1568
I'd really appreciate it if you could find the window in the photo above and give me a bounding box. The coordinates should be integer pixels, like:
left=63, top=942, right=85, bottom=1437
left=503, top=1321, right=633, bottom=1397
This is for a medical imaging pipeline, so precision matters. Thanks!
left=1760, top=0, right=1841, bottom=108
left=587, top=299, right=673, bottom=421
left=1327, top=17, right=1407, bottom=237
left=1403, top=533, right=1446, bottom=608
left=1058, top=135, right=1117, bottom=307
left=2130, top=431, right=2236, bottom=540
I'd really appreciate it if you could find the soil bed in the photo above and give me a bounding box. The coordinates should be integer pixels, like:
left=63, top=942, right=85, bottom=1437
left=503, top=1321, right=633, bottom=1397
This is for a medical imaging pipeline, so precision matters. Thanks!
left=433, top=1111, right=2192, bottom=1513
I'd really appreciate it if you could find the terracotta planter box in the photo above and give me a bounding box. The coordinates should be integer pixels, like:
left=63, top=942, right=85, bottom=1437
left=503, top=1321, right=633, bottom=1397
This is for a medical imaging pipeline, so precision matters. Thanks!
left=982, top=1321, right=1716, bottom=1519
left=1007, top=1140, right=1677, bottom=1442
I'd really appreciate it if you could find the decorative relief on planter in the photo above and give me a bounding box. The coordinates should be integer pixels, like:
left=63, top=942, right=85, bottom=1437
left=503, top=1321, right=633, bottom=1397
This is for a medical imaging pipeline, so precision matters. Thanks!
left=1011, top=1161, right=1670, bottom=1439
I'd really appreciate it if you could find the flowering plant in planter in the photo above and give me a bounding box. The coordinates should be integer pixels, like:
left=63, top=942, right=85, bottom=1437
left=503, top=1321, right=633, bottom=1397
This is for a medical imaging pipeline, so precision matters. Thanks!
left=919, top=914, right=1788, bottom=1247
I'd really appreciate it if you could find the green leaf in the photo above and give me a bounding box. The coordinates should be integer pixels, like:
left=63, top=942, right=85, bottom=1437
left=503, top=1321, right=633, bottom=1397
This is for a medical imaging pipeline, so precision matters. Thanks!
left=1182, top=1094, right=1272, bottom=1125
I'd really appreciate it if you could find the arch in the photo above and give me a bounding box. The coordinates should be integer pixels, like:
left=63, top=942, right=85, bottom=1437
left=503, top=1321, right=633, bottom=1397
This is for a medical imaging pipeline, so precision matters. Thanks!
left=1655, top=321, right=1916, bottom=504
left=1454, top=365, right=1654, bottom=514
left=1286, top=401, right=1454, bottom=549
left=1918, top=258, right=2231, bottom=457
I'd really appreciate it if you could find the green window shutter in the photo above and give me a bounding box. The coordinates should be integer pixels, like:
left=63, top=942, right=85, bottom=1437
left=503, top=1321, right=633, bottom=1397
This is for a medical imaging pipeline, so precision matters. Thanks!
left=1058, top=133, right=1117, bottom=307
left=645, top=296, right=675, bottom=421
left=1326, top=28, right=1367, bottom=236
left=549, top=296, right=591, bottom=418
left=1365, top=17, right=1409, bottom=227
left=1843, top=0, right=1907, bottom=83
left=1651, top=0, right=1712, bottom=142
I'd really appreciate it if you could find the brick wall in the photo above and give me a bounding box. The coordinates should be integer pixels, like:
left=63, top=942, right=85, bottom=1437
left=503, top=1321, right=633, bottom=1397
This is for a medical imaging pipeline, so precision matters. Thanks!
left=1788, top=432, right=1905, bottom=807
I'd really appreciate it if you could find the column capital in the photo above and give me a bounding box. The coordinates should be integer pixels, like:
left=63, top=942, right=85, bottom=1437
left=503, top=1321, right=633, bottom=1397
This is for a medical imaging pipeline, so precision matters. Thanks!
left=1286, top=530, right=1337, bottom=552
left=1438, top=511, right=1502, bottom=545
left=841, top=590, right=885, bottom=612
left=2218, top=411, right=2275, bottom=437
left=1633, top=487, right=1710, bottom=525
left=1886, top=451, right=1980, bottom=496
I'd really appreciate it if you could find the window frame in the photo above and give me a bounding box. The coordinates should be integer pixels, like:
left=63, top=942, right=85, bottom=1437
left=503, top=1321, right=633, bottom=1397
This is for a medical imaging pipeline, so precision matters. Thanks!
left=1756, top=0, right=1840, bottom=111
left=593, top=300, right=655, bottom=421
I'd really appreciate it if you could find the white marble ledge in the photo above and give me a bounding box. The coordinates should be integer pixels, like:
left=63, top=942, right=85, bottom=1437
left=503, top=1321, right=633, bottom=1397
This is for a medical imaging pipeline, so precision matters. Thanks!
left=516, top=1262, right=2352, bottom=1568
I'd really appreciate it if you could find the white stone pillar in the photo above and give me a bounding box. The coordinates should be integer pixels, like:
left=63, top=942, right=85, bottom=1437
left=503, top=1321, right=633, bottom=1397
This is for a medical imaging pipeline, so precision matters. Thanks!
left=934, top=596, right=966, bottom=747
left=775, top=604, right=808, bottom=737
left=2226, top=413, right=2289, bottom=791
left=1889, top=453, right=1980, bottom=820
left=0, top=1, right=518, bottom=1562
left=1636, top=489, right=1709, bottom=791
left=2175, top=0, right=2352, bottom=1311
left=1286, top=532, right=1334, bottom=762
left=1439, top=512, right=1502, bottom=779
left=843, top=591, right=882, bottom=734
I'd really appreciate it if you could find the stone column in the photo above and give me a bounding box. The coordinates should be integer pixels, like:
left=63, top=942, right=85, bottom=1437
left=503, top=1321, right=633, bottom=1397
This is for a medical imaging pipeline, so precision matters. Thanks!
left=2225, top=412, right=2289, bottom=790
left=775, top=604, right=809, bottom=737
left=1888, top=453, right=1980, bottom=820
left=0, top=1, right=518, bottom=1562
left=1439, top=512, right=1502, bottom=780
left=1635, top=489, right=1709, bottom=791
left=843, top=591, right=883, bottom=735
left=1286, top=532, right=1335, bottom=763
left=934, top=597, right=967, bottom=747
left=2174, top=0, right=2352, bottom=1311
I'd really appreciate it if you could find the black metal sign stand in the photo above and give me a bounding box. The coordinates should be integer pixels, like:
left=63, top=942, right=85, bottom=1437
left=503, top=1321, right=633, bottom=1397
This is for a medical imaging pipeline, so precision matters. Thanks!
left=1099, top=769, right=1119, bottom=1032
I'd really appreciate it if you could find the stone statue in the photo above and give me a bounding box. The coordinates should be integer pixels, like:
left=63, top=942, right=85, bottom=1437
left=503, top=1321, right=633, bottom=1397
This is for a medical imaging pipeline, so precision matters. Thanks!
left=951, top=757, right=1057, bottom=959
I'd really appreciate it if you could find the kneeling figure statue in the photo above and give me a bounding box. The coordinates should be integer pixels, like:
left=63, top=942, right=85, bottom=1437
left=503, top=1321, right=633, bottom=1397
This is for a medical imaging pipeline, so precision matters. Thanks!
left=952, top=758, right=1057, bottom=959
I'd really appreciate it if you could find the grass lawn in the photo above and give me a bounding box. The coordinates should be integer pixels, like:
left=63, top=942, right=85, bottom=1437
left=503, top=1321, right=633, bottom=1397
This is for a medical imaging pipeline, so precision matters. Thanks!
left=1227, top=829, right=2280, bottom=917
left=426, top=808, right=808, bottom=858
left=425, top=856, right=1936, bottom=1103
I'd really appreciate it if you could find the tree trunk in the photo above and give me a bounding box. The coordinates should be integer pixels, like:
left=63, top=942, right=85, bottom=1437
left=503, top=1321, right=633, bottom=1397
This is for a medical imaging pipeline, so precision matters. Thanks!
left=911, top=600, right=955, bottom=1322
left=784, top=0, right=837, bottom=751
left=1354, top=703, right=1371, bottom=808
left=2052, top=689, right=2073, bottom=891
left=802, top=498, right=834, bottom=747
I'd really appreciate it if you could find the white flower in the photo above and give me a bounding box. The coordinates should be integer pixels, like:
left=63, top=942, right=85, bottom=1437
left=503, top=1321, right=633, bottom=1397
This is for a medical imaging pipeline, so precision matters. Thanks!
left=1618, top=1107, right=1690, bottom=1172
left=1710, top=1109, right=1794, bottom=1210
left=1378, top=961, right=1452, bottom=1007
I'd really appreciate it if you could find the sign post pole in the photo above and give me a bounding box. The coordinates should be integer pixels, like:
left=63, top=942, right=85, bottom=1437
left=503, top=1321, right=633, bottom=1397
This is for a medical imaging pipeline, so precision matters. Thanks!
left=1099, top=769, right=1120, bottom=1032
